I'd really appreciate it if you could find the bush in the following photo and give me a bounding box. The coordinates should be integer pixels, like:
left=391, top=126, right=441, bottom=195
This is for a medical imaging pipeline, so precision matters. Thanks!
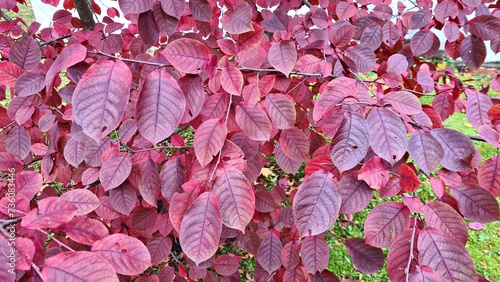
left=1, top=0, right=500, bottom=281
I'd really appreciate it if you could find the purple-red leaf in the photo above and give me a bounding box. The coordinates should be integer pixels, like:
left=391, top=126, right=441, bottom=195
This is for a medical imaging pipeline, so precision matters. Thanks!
left=346, top=238, right=384, bottom=275
left=220, top=66, right=243, bottom=95
left=118, top=0, right=152, bottom=15
left=387, top=229, right=419, bottom=282
left=387, top=54, right=408, bottom=74
left=138, top=158, right=160, bottom=208
left=180, top=192, right=222, bottom=266
left=451, top=185, right=500, bottom=223
left=339, top=173, right=373, bottom=214
left=408, top=130, right=444, bottom=175
left=21, top=197, right=77, bottom=229
left=160, top=155, right=185, bottom=202
left=364, top=202, right=410, bottom=248
left=301, top=236, right=329, bottom=274
left=42, top=251, right=119, bottom=282
left=293, top=170, right=342, bottom=237
left=5, top=126, right=31, bottom=159
left=46, top=43, right=87, bottom=91
left=411, top=29, right=434, bottom=55
left=161, top=0, right=184, bottom=19
left=235, top=103, right=272, bottom=141
left=345, top=43, right=375, bottom=72
left=64, top=217, right=109, bottom=245
left=213, top=166, right=255, bottom=233
left=221, top=2, right=253, bottom=34
left=146, top=235, right=172, bottom=265
left=14, top=72, right=45, bottom=96
left=410, top=9, right=432, bottom=29
left=382, top=91, right=422, bottom=115
left=275, top=142, right=302, bottom=174
left=9, top=37, right=41, bottom=70
left=408, top=266, right=446, bottom=282
left=478, top=156, right=500, bottom=197
left=265, top=93, right=296, bottom=129
left=268, top=41, right=297, bottom=77
left=84, top=138, right=111, bottom=167
left=424, top=201, right=468, bottom=245
left=63, top=137, right=85, bottom=168
left=330, top=113, right=370, bottom=172
left=367, top=107, right=408, bottom=165
left=136, top=69, right=186, bottom=144
left=467, top=15, right=500, bottom=41
left=281, top=242, right=300, bottom=270
left=73, top=60, right=131, bottom=142
left=13, top=171, right=42, bottom=200
left=214, top=254, right=240, bottom=276
left=189, top=0, right=212, bottom=22
left=109, top=181, right=137, bottom=216
left=465, top=88, right=493, bottom=129
left=431, top=128, right=475, bottom=171
left=418, top=228, right=477, bottom=281
left=256, top=230, right=283, bottom=274
left=61, top=189, right=100, bottom=216
left=194, top=119, right=228, bottom=167
left=99, top=152, right=132, bottom=191
left=460, top=35, right=486, bottom=70
left=279, top=128, right=310, bottom=162
left=434, top=0, right=458, bottom=23
left=163, top=38, right=211, bottom=74
left=92, top=233, right=152, bottom=275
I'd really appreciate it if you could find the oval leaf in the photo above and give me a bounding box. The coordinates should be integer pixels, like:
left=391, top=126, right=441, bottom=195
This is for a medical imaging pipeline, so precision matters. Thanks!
left=451, top=185, right=500, bottom=223
left=383, top=91, right=422, bottom=115
left=268, top=41, right=297, bottom=77
left=61, top=189, right=100, bottom=216
left=180, top=191, right=222, bottom=266
left=293, top=170, right=342, bottom=237
left=21, top=197, right=77, bottom=229
left=194, top=119, right=228, bottom=167
left=265, top=93, right=296, bottom=129
left=301, top=236, right=330, bottom=274
left=9, top=37, right=41, bottom=70
left=364, top=201, right=410, bottom=248
left=424, top=201, right=468, bottom=245
left=256, top=230, right=283, bottom=274
left=478, top=156, right=500, bottom=197
left=408, top=130, right=444, bottom=175
left=346, top=238, right=384, bottom=275
left=279, top=128, right=310, bottom=162
left=281, top=242, right=300, bottom=270
left=73, top=60, right=131, bottom=142
left=339, top=173, right=373, bottom=214
left=235, top=103, right=272, bottom=141
left=163, top=38, right=211, bottom=74
left=99, top=152, right=133, bottom=191
left=92, top=233, right=152, bottom=275
left=431, top=128, right=475, bottom=171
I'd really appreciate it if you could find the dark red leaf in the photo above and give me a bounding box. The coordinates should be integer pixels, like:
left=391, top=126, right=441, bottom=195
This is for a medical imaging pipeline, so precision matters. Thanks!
left=451, top=185, right=500, bottom=223
left=42, top=251, right=118, bottom=281
left=21, top=197, right=77, bottom=229
left=364, top=202, right=411, bottom=248
left=194, top=119, right=228, bottom=167
left=460, top=35, right=486, bottom=70
left=387, top=229, right=419, bottom=282
left=280, top=242, right=300, bottom=270
left=235, top=103, right=272, bottom=141
left=163, top=38, right=211, bottom=74
left=408, top=130, right=444, bottom=176
left=256, top=230, right=283, bottom=274
left=346, top=238, right=384, bottom=274
left=431, top=128, right=475, bottom=171
left=478, top=156, right=500, bottom=197
left=339, top=173, right=373, bottom=214
left=301, top=236, right=329, bottom=274
left=424, top=201, right=468, bottom=245
left=467, top=15, right=500, bottom=41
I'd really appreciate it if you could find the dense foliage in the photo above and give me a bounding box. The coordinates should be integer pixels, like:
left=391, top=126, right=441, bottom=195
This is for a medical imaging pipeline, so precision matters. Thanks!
left=1, top=0, right=500, bottom=281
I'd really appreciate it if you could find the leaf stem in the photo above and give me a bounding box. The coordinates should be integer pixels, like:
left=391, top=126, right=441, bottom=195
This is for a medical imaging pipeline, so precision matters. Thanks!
left=405, top=205, right=418, bottom=281
left=209, top=93, right=233, bottom=183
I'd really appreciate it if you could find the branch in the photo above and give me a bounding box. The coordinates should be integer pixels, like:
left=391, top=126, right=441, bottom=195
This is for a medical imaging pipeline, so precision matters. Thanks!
left=73, top=0, right=95, bottom=30
left=405, top=209, right=418, bottom=282
left=38, top=229, right=76, bottom=252
left=209, top=93, right=233, bottom=183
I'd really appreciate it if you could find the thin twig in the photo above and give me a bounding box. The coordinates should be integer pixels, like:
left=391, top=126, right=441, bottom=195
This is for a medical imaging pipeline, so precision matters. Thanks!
left=31, top=262, right=43, bottom=278
left=133, top=145, right=191, bottom=153
left=405, top=206, right=418, bottom=282
left=38, top=229, right=76, bottom=252
left=88, top=51, right=168, bottom=67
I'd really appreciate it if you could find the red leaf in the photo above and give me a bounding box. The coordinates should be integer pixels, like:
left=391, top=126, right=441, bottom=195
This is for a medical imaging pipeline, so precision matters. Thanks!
left=256, top=230, right=283, bottom=273
left=5, top=126, right=31, bottom=160
left=367, top=108, right=408, bottom=165
left=42, top=251, right=119, bottom=281
left=364, top=202, right=410, bottom=248
left=408, top=130, right=444, bottom=176
left=118, top=0, right=152, bottom=15
left=387, top=229, right=419, bottom=282
left=61, top=189, right=100, bottom=216
left=63, top=137, right=85, bottom=167
left=21, top=197, right=77, bottom=229
left=92, top=233, right=152, bottom=275
left=424, top=201, right=468, bottom=246
left=147, top=235, right=172, bottom=265
left=418, top=228, right=477, bottom=281
left=109, top=180, right=137, bottom=216
left=163, top=38, right=211, bottom=74
left=410, top=9, right=432, bottom=29
left=64, top=217, right=109, bottom=245
left=345, top=43, right=375, bottom=72
left=330, top=113, right=370, bottom=172
left=346, top=238, right=384, bottom=274
left=235, top=103, right=272, bottom=141
left=382, top=91, right=422, bottom=115
left=408, top=266, right=446, bottom=282
left=180, top=192, right=222, bottom=266
left=460, top=35, right=486, bottom=70
left=268, top=41, right=297, bottom=77
left=136, top=69, right=186, bottom=144
left=358, top=156, right=390, bottom=189
left=189, top=0, right=212, bottom=22
left=220, top=66, right=243, bottom=95
left=399, top=164, right=421, bottom=192
left=275, top=142, right=302, bottom=174
left=410, top=29, right=433, bottom=55
left=213, top=166, right=255, bottom=232
left=293, top=170, right=341, bottom=237
left=296, top=54, right=321, bottom=73
left=451, top=185, right=500, bottom=223
left=265, top=93, right=296, bottom=129
left=161, top=0, right=184, bottom=19
left=434, top=0, right=458, bottom=23
left=139, top=158, right=160, bottom=208
left=46, top=43, right=86, bottom=91
left=14, top=72, right=45, bottom=96
left=279, top=128, right=310, bottom=162
left=336, top=2, right=356, bottom=20
left=73, top=60, right=132, bottom=142
left=138, top=10, right=159, bottom=45
left=160, top=155, right=185, bottom=202
left=13, top=171, right=42, bottom=200
left=221, top=2, right=253, bottom=34
left=9, top=37, right=41, bottom=70
left=478, top=156, right=500, bottom=197
left=465, top=88, right=493, bottom=129
left=339, top=173, right=373, bottom=214
left=431, top=128, right=475, bottom=171
left=194, top=119, right=228, bottom=166
left=281, top=242, right=300, bottom=270
left=467, top=15, right=500, bottom=41
left=99, top=152, right=133, bottom=191
left=84, top=138, right=111, bottom=167
left=301, top=236, right=329, bottom=274
left=361, top=24, right=383, bottom=51
left=214, top=254, right=240, bottom=276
